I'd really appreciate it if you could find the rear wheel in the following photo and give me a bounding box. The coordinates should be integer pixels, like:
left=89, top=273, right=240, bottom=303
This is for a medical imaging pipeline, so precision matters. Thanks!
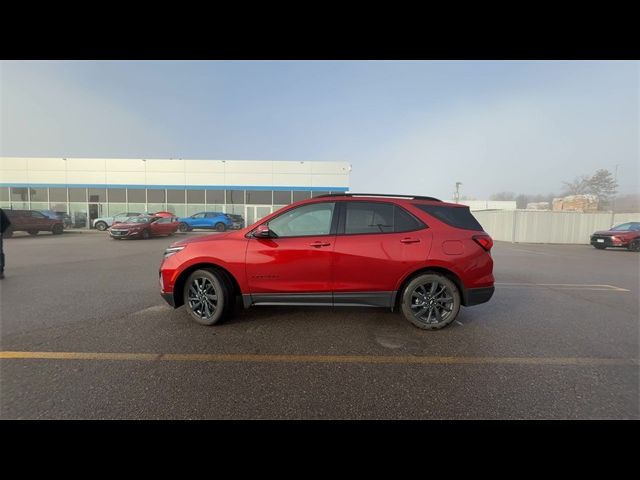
left=215, top=222, right=226, bottom=232
left=141, top=229, right=150, bottom=240
left=593, top=244, right=606, bottom=250
left=95, top=221, right=108, bottom=231
left=628, top=239, right=640, bottom=252
left=401, top=273, right=461, bottom=330
left=28, top=229, right=39, bottom=236
left=52, top=224, right=63, bottom=235
left=183, top=269, right=230, bottom=326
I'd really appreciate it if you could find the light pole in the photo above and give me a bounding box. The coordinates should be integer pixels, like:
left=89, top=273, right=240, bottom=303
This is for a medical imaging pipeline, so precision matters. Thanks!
left=611, top=164, right=619, bottom=226
left=454, top=182, right=462, bottom=203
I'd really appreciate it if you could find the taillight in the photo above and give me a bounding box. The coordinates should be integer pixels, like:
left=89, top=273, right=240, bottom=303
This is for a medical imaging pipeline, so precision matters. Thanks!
left=472, top=234, right=493, bottom=251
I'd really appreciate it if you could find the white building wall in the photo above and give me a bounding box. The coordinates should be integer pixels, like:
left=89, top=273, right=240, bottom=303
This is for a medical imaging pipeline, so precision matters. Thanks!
left=0, top=157, right=351, bottom=190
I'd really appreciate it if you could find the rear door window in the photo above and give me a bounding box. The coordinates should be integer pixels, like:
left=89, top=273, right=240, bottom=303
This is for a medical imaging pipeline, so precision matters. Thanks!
left=414, top=204, right=483, bottom=231
left=342, top=202, right=425, bottom=234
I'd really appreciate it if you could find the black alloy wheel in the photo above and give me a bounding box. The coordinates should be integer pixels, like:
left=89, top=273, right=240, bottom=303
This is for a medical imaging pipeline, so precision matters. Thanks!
left=401, top=273, right=461, bottom=330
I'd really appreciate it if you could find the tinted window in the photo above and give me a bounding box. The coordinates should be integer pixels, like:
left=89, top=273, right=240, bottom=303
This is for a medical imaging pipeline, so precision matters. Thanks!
left=147, top=189, right=166, bottom=203
left=226, top=190, right=245, bottom=204
left=292, top=191, right=312, bottom=202
left=206, top=190, right=225, bottom=204
left=127, top=189, right=145, bottom=203
left=395, top=206, right=425, bottom=232
left=415, top=204, right=483, bottom=231
left=108, top=188, right=126, bottom=203
left=268, top=202, right=335, bottom=237
left=191, top=213, right=205, bottom=219
left=273, top=191, right=292, bottom=204
left=205, top=212, right=220, bottom=218
left=166, top=190, right=185, bottom=203
left=88, top=188, right=106, bottom=202
left=344, top=202, right=394, bottom=234
left=246, top=190, right=272, bottom=204
left=30, top=211, right=47, bottom=218
left=30, top=188, right=48, bottom=202
left=187, top=190, right=205, bottom=203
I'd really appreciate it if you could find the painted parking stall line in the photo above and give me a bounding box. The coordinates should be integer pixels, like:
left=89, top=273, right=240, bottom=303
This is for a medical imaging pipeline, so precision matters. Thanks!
left=0, top=351, right=637, bottom=367
left=495, top=283, right=630, bottom=292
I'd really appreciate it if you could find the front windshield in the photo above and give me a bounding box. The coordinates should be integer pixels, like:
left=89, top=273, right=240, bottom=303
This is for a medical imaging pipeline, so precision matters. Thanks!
left=611, top=223, right=631, bottom=231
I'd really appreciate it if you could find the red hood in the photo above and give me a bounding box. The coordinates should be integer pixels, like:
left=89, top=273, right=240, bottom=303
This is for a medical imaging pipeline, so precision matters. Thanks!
left=593, top=230, right=636, bottom=236
left=171, top=232, right=234, bottom=247
left=111, top=221, right=150, bottom=228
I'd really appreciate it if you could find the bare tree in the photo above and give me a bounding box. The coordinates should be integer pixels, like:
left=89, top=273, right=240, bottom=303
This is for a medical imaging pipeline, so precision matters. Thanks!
left=562, top=175, right=590, bottom=195
left=489, top=192, right=516, bottom=201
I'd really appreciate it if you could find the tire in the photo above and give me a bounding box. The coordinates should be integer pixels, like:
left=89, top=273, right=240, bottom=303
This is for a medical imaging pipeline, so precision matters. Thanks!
left=215, top=222, right=226, bottom=232
left=593, top=245, right=606, bottom=250
left=95, top=221, right=108, bottom=231
left=52, top=224, right=63, bottom=235
left=178, top=223, right=189, bottom=233
left=628, top=239, right=640, bottom=252
left=183, top=269, right=230, bottom=326
left=400, top=273, right=461, bottom=330
left=141, top=229, right=150, bottom=240
left=28, top=229, right=39, bottom=236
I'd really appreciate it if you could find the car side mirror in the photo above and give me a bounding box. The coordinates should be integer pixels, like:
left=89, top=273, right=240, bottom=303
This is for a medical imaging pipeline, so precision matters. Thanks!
left=253, top=224, right=272, bottom=238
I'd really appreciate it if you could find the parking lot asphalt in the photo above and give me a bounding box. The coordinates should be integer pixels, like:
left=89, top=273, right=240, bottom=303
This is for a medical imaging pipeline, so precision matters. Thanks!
left=1, top=231, right=638, bottom=419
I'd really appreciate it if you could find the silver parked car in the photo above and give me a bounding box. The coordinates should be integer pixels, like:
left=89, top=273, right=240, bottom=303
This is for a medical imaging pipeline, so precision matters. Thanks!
left=92, top=212, right=142, bottom=231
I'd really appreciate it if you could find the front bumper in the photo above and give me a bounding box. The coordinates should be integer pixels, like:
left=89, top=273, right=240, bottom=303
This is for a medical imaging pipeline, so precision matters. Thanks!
left=463, top=286, right=495, bottom=306
left=590, top=236, right=625, bottom=247
left=109, top=229, right=143, bottom=238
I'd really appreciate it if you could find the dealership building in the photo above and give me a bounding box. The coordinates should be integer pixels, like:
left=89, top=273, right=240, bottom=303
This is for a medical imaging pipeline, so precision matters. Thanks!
left=0, top=157, right=351, bottom=228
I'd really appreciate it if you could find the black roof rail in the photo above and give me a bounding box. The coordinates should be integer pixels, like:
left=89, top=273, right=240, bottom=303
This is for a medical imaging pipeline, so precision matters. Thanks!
left=316, top=193, right=442, bottom=202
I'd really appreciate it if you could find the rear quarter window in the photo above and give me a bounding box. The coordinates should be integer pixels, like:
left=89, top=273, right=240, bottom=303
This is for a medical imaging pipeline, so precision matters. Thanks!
left=414, top=204, right=483, bottom=231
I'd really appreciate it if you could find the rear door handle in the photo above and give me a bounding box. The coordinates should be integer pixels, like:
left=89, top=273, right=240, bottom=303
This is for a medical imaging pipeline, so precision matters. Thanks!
left=400, top=238, right=421, bottom=244
left=310, top=241, right=331, bottom=247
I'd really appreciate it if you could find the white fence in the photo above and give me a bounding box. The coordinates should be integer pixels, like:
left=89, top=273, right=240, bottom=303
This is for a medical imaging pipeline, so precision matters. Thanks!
left=472, top=210, right=640, bottom=244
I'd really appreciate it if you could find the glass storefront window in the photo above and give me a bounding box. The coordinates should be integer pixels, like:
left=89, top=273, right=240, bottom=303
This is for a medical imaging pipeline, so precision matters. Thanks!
left=293, top=191, right=312, bottom=202
left=127, top=189, right=146, bottom=203
left=186, top=204, right=207, bottom=216
left=226, top=204, right=245, bottom=215
left=167, top=189, right=185, bottom=204
left=107, top=203, right=127, bottom=216
left=207, top=204, right=225, bottom=213
left=49, top=188, right=67, bottom=202
left=30, top=188, right=48, bottom=202
left=147, top=189, right=166, bottom=203
left=246, top=190, right=272, bottom=205
left=127, top=203, right=146, bottom=215
left=147, top=203, right=166, bottom=214
left=10, top=187, right=29, bottom=202
left=108, top=188, right=126, bottom=203
left=312, top=191, right=329, bottom=198
left=30, top=202, right=49, bottom=212
left=88, top=188, right=106, bottom=203
left=0, top=187, right=9, bottom=202
left=206, top=190, right=225, bottom=204
left=69, top=203, right=89, bottom=228
left=273, top=191, right=292, bottom=205
left=11, top=202, right=29, bottom=210
left=226, top=190, right=245, bottom=204
left=50, top=203, right=68, bottom=213
left=69, top=188, right=87, bottom=202
left=166, top=204, right=186, bottom=217
left=187, top=190, right=205, bottom=204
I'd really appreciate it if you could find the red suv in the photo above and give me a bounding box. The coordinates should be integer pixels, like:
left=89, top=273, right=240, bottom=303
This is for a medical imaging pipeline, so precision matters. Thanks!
left=159, top=194, right=495, bottom=330
left=3, top=209, right=65, bottom=237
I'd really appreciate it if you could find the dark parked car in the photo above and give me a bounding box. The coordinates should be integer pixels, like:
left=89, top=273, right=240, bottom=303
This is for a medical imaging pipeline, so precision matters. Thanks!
left=39, top=210, right=73, bottom=228
left=226, top=214, right=245, bottom=229
left=109, top=215, right=180, bottom=240
left=159, top=193, right=495, bottom=330
left=4, top=209, right=65, bottom=237
left=590, top=222, right=640, bottom=251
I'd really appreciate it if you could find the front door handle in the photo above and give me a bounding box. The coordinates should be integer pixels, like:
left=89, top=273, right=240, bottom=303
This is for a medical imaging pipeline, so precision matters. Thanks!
left=310, top=241, right=331, bottom=247
left=400, top=238, right=421, bottom=244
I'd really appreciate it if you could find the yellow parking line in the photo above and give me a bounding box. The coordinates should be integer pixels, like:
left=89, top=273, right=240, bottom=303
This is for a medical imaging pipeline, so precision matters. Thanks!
left=0, top=351, right=636, bottom=366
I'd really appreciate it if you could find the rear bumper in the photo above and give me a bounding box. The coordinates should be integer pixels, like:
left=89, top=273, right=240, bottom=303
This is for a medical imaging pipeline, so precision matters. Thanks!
left=463, top=286, right=494, bottom=306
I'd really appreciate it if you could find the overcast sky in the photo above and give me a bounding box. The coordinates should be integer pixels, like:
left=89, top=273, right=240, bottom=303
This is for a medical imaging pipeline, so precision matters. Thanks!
left=1, top=60, right=637, bottom=200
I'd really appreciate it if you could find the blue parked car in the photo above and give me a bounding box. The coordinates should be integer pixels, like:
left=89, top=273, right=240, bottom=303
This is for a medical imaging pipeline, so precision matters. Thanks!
left=177, top=212, right=233, bottom=232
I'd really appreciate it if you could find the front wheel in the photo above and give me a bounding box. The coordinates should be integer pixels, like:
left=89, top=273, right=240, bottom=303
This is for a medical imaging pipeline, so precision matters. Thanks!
left=183, top=269, right=230, bottom=326
left=178, top=222, right=190, bottom=232
left=593, top=244, right=606, bottom=250
left=95, top=221, right=108, bottom=231
left=215, top=222, right=226, bottom=232
left=28, top=229, right=39, bottom=236
left=628, top=239, right=640, bottom=252
left=141, top=229, right=150, bottom=240
left=52, top=224, right=63, bottom=235
left=401, top=273, right=461, bottom=330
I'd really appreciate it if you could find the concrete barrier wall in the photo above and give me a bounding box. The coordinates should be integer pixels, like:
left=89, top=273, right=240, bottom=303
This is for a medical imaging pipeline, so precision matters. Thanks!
left=472, top=210, right=640, bottom=244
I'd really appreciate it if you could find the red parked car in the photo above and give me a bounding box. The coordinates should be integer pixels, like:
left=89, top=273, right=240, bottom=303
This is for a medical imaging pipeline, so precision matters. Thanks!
left=159, top=194, right=494, bottom=330
left=590, top=222, right=640, bottom=251
left=110, top=215, right=180, bottom=240
left=3, top=209, right=64, bottom=237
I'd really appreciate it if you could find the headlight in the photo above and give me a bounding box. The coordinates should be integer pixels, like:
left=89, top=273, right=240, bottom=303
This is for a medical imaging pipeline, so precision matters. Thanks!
left=163, top=246, right=185, bottom=258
